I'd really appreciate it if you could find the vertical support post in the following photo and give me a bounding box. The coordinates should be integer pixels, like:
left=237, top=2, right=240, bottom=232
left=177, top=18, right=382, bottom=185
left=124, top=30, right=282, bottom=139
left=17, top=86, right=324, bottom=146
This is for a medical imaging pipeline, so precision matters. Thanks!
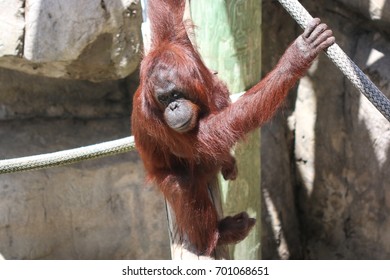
left=163, top=0, right=230, bottom=260
left=191, top=0, right=262, bottom=259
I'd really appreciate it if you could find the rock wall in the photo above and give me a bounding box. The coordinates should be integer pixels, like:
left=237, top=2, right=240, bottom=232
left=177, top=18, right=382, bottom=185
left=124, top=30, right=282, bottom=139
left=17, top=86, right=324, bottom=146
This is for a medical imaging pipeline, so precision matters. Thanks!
left=0, top=0, right=142, bottom=82
left=0, top=0, right=171, bottom=260
left=261, top=0, right=390, bottom=259
left=0, top=68, right=170, bottom=259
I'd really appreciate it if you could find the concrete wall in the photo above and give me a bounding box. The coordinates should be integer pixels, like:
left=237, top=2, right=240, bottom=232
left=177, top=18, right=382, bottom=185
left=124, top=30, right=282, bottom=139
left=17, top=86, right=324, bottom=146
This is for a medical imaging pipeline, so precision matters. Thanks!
left=261, top=0, right=390, bottom=259
left=0, top=68, right=170, bottom=259
left=0, top=0, right=170, bottom=260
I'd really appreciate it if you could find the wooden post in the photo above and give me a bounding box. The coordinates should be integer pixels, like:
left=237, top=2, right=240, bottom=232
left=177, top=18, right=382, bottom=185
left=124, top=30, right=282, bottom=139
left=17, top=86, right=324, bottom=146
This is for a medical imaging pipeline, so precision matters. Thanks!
left=191, top=0, right=262, bottom=259
left=163, top=0, right=230, bottom=260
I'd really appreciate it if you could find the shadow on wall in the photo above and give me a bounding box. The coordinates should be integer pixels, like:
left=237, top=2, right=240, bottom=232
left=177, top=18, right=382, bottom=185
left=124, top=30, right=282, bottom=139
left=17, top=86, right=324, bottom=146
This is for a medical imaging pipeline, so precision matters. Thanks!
left=261, top=0, right=390, bottom=259
left=260, top=0, right=303, bottom=260
left=298, top=0, right=390, bottom=259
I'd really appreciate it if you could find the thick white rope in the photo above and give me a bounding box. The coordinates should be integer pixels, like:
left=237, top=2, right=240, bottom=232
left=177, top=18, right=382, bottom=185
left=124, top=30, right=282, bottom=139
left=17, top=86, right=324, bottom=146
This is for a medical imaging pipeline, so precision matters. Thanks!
left=0, top=136, right=135, bottom=174
left=277, top=0, right=390, bottom=122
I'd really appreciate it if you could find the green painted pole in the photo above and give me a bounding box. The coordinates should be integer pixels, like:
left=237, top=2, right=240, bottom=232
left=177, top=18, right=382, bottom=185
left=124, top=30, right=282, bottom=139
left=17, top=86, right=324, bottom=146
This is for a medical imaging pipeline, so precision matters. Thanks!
left=191, top=0, right=262, bottom=260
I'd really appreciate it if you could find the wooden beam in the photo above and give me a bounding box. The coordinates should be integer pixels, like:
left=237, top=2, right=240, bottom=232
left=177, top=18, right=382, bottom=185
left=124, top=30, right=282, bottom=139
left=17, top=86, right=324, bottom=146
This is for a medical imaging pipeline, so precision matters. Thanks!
left=161, top=0, right=229, bottom=260
left=191, top=0, right=262, bottom=260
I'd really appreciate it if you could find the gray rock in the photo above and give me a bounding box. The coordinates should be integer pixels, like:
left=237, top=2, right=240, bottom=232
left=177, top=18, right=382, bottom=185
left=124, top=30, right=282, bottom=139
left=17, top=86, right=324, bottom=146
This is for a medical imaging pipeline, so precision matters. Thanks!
left=0, top=0, right=142, bottom=81
left=0, top=0, right=24, bottom=57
